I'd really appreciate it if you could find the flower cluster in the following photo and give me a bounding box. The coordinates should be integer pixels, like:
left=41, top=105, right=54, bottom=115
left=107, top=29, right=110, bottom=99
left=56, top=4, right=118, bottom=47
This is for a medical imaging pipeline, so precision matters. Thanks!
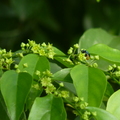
left=107, top=64, right=120, bottom=85
left=0, top=49, right=14, bottom=70
left=64, top=43, right=99, bottom=68
left=21, top=40, right=55, bottom=59
left=72, top=96, right=96, bottom=120
left=35, top=70, right=69, bottom=98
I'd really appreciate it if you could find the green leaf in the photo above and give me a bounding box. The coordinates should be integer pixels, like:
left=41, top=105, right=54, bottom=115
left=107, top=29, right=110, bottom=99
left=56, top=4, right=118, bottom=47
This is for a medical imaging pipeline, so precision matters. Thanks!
left=70, top=64, right=107, bottom=107
left=0, top=70, right=32, bottom=120
left=25, top=81, right=43, bottom=110
left=53, top=68, right=72, bottom=82
left=104, top=82, right=114, bottom=101
left=28, top=94, right=66, bottom=120
left=79, top=28, right=114, bottom=50
left=106, top=90, right=120, bottom=120
left=88, top=44, right=120, bottom=63
left=53, top=47, right=73, bottom=68
left=87, top=107, right=118, bottom=120
left=18, top=54, right=49, bottom=79
left=0, top=91, right=10, bottom=120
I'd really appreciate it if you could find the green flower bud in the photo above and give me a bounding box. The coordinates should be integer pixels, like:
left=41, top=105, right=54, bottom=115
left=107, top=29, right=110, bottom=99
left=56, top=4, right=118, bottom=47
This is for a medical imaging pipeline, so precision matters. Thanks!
left=94, top=55, right=99, bottom=60
left=73, top=44, right=79, bottom=49
left=118, top=66, right=120, bottom=70
left=67, top=47, right=73, bottom=54
left=108, top=65, right=113, bottom=71
left=35, top=70, right=41, bottom=76
left=21, top=42, right=26, bottom=48
left=14, top=64, right=18, bottom=69
left=93, top=63, right=98, bottom=68
left=73, top=97, right=79, bottom=102
left=59, top=82, right=64, bottom=87
left=113, top=64, right=117, bottom=68
left=115, top=71, right=120, bottom=77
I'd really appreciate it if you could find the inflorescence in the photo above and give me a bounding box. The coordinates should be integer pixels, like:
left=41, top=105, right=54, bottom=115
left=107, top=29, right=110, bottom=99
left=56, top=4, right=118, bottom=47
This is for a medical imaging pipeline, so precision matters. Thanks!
left=64, top=43, right=99, bottom=68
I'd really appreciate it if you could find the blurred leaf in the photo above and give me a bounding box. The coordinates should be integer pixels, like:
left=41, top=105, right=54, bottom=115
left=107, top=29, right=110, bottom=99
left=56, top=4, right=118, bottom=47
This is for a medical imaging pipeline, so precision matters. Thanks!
left=88, top=44, right=120, bottom=63
left=28, top=94, right=67, bottom=120
left=87, top=107, right=118, bottom=120
left=70, top=64, right=107, bottom=107
left=1, top=70, right=32, bottom=120
left=79, top=28, right=114, bottom=50
left=106, top=90, right=120, bottom=120
left=18, top=54, right=50, bottom=79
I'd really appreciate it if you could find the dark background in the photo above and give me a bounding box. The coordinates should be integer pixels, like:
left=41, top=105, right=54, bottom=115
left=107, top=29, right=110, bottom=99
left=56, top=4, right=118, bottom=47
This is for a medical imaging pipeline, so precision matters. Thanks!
left=0, top=0, right=120, bottom=52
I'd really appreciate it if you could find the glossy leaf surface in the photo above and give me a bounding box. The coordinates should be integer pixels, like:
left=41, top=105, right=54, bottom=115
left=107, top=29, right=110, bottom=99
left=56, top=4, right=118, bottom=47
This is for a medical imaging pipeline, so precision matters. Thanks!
left=18, top=54, right=49, bottom=79
left=88, top=44, right=120, bottom=63
left=28, top=94, right=66, bottom=120
left=87, top=107, right=118, bottom=120
left=78, top=28, right=120, bottom=50
left=70, top=64, right=107, bottom=107
left=106, top=90, right=120, bottom=120
left=53, top=68, right=72, bottom=82
left=1, top=70, right=32, bottom=120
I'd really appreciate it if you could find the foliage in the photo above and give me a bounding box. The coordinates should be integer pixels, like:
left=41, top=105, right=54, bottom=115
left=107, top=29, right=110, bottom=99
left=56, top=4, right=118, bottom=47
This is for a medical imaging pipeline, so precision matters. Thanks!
left=0, top=28, right=120, bottom=120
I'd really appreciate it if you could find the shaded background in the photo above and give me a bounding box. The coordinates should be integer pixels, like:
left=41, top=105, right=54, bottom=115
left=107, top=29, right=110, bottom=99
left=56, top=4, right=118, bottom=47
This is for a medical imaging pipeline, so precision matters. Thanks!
left=0, top=0, right=120, bottom=52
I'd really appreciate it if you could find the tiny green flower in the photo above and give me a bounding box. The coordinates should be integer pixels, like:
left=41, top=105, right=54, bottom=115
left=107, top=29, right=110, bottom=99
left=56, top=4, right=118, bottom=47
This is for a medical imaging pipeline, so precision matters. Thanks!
left=38, top=49, right=46, bottom=56
left=45, top=83, right=56, bottom=94
left=31, top=44, right=40, bottom=53
left=118, top=66, right=120, bottom=70
left=60, top=90, right=69, bottom=98
left=47, top=52, right=55, bottom=59
left=84, top=102, right=88, bottom=107
left=28, top=39, right=36, bottom=46
left=73, top=44, right=79, bottom=49
left=73, top=97, right=79, bottom=102
left=35, top=70, right=41, bottom=76
left=108, top=65, right=113, bottom=71
left=94, top=55, right=99, bottom=60
left=41, top=42, right=47, bottom=47
left=67, top=47, right=73, bottom=54
left=43, top=69, right=52, bottom=77
left=115, top=71, right=120, bottom=77
left=2, top=49, right=6, bottom=54
left=80, top=103, right=86, bottom=109
left=21, top=42, right=26, bottom=48
left=93, top=63, right=98, bottom=68
left=59, top=82, right=64, bottom=87
left=113, top=64, right=117, bottom=68
left=41, top=77, right=51, bottom=87
left=14, top=64, right=18, bottom=69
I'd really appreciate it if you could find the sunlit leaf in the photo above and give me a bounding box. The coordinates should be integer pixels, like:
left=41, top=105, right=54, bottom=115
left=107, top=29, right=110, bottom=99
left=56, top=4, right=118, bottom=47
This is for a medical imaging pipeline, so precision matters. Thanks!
left=1, top=70, right=32, bottom=120
left=70, top=64, right=107, bottom=107
left=106, top=90, right=120, bottom=120
left=88, top=44, right=120, bottom=63
left=28, top=94, right=66, bottom=120
left=87, top=107, right=118, bottom=120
